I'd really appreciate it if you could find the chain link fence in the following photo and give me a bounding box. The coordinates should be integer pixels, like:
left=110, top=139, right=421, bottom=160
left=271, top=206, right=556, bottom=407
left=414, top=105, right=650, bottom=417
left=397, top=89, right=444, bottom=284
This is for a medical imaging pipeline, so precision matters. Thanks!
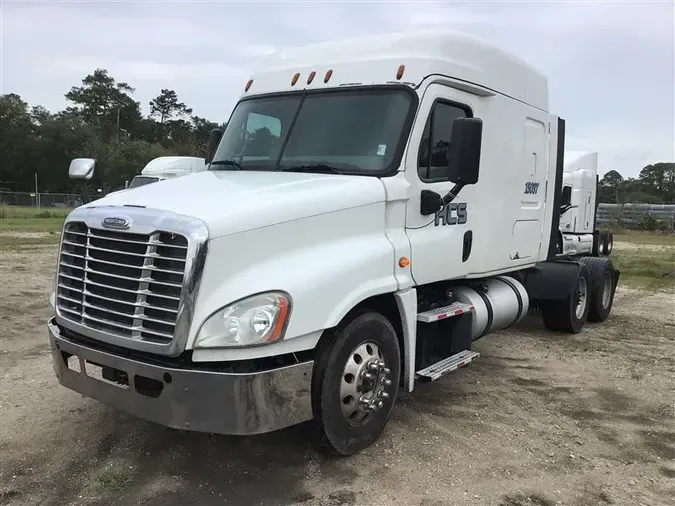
left=0, top=192, right=83, bottom=210
left=597, top=203, right=675, bottom=233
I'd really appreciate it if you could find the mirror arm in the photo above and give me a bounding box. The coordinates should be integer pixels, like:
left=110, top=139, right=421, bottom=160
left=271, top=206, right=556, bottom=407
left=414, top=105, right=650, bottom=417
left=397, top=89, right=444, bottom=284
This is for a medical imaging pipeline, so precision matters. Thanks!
left=420, top=183, right=466, bottom=216
left=440, top=183, right=465, bottom=207
left=78, top=181, right=92, bottom=204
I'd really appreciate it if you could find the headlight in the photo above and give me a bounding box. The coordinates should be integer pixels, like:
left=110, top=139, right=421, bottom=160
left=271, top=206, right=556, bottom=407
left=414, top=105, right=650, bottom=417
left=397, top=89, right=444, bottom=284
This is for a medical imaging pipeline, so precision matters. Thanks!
left=195, top=292, right=291, bottom=348
left=49, top=274, right=56, bottom=310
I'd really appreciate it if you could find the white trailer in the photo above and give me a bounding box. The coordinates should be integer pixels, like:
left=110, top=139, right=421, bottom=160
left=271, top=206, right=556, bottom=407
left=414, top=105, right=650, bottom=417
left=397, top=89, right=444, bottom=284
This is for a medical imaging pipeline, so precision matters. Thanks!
left=49, top=30, right=620, bottom=456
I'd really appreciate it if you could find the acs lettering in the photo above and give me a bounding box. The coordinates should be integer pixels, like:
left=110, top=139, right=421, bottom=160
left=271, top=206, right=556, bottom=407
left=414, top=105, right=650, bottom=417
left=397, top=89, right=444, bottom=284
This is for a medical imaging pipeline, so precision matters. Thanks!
left=434, top=202, right=468, bottom=227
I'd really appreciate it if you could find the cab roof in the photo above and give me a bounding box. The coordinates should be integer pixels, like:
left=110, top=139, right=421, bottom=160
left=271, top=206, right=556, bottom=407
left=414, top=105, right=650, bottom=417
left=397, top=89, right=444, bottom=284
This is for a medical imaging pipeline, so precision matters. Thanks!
left=564, top=151, right=599, bottom=173
left=245, top=29, right=548, bottom=111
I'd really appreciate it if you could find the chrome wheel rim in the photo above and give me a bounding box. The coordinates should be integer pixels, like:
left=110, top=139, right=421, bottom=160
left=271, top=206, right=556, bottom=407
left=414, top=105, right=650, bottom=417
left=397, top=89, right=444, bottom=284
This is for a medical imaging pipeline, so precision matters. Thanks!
left=339, top=341, right=392, bottom=427
left=575, top=276, right=588, bottom=320
left=601, top=272, right=612, bottom=309
left=607, top=235, right=613, bottom=254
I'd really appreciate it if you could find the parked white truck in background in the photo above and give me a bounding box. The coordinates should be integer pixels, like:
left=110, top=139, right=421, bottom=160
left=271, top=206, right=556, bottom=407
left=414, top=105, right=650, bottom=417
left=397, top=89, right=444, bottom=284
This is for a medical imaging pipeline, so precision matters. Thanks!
left=126, top=156, right=207, bottom=189
left=50, top=30, right=620, bottom=456
left=68, top=156, right=207, bottom=203
left=556, top=150, right=614, bottom=257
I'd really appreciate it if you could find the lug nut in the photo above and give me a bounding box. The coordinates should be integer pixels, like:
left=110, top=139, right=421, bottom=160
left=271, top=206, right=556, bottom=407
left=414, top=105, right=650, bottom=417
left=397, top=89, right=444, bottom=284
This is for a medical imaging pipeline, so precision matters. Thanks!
left=382, top=367, right=391, bottom=375
left=361, top=371, right=374, bottom=380
left=377, top=400, right=384, bottom=409
left=378, top=391, right=389, bottom=399
left=383, top=378, right=392, bottom=386
left=368, top=362, right=379, bottom=372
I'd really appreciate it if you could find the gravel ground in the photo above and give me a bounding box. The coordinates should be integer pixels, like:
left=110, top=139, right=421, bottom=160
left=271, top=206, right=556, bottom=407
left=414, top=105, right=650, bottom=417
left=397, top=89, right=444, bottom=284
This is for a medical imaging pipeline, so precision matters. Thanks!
left=0, top=240, right=673, bottom=506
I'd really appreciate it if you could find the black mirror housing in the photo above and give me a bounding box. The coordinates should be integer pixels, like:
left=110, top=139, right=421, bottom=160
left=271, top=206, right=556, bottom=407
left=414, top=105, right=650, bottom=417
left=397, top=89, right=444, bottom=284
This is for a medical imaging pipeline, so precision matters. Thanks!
left=561, top=185, right=572, bottom=206
left=448, top=117, right=482, bottom=185
left=207, top=128, right=224, bottom=163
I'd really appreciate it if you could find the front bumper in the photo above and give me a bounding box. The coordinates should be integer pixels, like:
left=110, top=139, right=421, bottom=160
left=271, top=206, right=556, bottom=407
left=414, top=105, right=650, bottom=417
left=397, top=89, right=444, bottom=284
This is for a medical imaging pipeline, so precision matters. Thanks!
left=48, top=318, right=314, bottom=435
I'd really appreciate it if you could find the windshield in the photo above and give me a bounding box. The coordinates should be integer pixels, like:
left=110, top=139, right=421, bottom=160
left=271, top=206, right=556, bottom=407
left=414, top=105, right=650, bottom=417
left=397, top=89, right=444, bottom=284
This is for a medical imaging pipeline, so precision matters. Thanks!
left=128, top=176, right=160, bottom=189
left=210, top=87, right=414, bottom=175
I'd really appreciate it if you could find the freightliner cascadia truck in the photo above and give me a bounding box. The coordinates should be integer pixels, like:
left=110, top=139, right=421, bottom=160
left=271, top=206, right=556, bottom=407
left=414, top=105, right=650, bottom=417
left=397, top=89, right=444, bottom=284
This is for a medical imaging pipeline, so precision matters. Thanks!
left=557, top=150, right=614, bottom=257
left=48, top=30, right=620, bottom=455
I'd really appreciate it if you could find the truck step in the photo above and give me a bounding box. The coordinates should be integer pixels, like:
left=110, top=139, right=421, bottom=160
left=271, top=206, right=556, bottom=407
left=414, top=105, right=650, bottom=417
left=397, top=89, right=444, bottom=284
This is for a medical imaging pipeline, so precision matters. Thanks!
left=415, top=350, right=480, bottom=382
left=417, top=302, right=474, bottom=323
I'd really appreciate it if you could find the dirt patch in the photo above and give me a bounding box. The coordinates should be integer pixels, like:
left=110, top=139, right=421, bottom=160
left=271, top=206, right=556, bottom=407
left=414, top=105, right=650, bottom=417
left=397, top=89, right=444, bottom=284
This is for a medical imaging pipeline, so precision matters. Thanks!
left=1, top=243, right=674, bottom=506
left=0, top=231, right=57, bottom=240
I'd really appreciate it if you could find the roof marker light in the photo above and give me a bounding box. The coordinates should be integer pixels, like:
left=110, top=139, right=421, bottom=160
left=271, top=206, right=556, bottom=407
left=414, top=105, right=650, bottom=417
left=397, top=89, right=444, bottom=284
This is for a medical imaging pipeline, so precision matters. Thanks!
left=291, top=72, right=300, bottom=86
left=324, top=69, right=333, bottom=83
left=307, top=71, right=316, bottom=85
left=245, top=79, right=253, bottom=92
left=396, top=65, right=405, bottom=80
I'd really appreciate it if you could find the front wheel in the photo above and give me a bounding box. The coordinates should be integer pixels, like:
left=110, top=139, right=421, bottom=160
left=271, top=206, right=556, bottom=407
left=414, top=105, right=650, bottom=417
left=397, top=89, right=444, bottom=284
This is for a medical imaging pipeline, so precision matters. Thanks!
left=311, top=311, right=400, bottom=456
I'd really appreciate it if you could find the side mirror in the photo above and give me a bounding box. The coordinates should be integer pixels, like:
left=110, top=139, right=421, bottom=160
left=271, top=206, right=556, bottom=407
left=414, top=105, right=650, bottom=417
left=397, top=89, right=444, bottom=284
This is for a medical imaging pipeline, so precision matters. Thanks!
left=448, top=118, right=482, bottom=185
left=69, top=158, right=96, bottom=180
left=561, top=185, right=572, bottom=206
left=207, top=128, right=223, bottom=163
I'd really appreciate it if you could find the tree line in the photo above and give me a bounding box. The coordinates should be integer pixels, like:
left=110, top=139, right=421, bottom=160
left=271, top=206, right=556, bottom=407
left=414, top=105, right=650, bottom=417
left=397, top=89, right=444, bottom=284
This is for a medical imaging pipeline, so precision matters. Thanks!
left=598, top=165, right=674, bottom=205
left=1, top=68, right=673, bottom=202
left=0, top=69, right=224, bottom=194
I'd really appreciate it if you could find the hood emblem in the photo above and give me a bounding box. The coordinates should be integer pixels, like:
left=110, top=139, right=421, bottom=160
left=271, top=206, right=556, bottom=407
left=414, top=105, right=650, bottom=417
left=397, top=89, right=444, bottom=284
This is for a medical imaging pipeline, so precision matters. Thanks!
left=101, top=216, right=130, bottom=230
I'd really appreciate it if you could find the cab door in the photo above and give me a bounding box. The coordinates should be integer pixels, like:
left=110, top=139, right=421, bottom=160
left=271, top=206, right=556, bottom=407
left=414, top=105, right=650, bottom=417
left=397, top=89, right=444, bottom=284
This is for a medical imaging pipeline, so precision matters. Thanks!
left=404, top=83, right=482, bottom=286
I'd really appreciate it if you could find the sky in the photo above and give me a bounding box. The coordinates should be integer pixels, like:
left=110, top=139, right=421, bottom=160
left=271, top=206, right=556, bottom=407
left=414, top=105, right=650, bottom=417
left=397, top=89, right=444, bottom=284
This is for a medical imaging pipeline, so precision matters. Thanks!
left=2, top=0, right=674, bottom=178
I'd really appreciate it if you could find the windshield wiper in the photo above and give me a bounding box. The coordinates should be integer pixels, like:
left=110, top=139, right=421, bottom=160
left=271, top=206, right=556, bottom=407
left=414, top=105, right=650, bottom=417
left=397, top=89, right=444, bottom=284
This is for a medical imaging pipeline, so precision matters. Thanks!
left=279, top=163, right=343, bottom=174
left=210, top=159, right=244, bottom=171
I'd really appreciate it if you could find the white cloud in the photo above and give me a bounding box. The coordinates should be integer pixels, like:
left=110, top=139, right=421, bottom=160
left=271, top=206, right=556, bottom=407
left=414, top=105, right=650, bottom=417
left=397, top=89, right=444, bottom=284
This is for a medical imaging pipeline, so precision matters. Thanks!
left=1, top=0, right=673, bottom=177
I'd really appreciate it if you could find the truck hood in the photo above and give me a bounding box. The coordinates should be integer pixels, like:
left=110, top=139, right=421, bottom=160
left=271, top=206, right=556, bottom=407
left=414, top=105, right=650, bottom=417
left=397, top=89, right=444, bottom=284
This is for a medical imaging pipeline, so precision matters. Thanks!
left=87, top=170, right=386, bottom=238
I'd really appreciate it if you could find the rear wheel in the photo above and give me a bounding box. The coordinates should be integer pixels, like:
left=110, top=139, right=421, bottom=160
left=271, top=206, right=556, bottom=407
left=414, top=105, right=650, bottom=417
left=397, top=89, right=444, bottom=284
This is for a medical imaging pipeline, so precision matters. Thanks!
left=602, top=232, right=614, bottom=256
left=598, top=231, right=608, bottom=256
left=541, top=264, right=590, bottom=334
left=555, top=232, right=563, bottom=255
left=580, top=257, right=616, bottom=322
left=592, top=232, right=601, bottom=256
left=311, top=311, right=400, bottom=456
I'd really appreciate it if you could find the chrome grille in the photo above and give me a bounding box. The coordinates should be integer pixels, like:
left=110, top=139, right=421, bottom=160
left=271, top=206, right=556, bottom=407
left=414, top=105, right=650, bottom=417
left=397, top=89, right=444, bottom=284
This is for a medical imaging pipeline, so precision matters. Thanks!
left=56, top=221, right=188, bottom=344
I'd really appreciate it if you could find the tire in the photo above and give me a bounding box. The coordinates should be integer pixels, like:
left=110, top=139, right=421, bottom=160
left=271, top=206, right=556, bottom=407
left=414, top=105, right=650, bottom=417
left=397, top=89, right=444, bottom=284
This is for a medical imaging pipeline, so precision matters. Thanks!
left=592, top=232, right=601, bottom=257
left=541, top=263, right=590, bottom=334
left=579, top=257, right=616, bottom=322
left=555, top=232, right=563, bottom=255
left=602, top=231, right=613, bottom=256
left=597, top=231, right=608, bottom=256
left=311, top=311, right=401, bottom=456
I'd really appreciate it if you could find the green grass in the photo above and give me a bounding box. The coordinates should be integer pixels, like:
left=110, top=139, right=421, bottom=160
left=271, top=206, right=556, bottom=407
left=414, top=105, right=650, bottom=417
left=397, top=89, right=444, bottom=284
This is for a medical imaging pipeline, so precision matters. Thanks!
left=0, top=205, right=68, bottom=233
left=0, top=217, right=65, bottom=232
left=0, top=204, right=71, bottom=219
left=613, top=232, right=675, bottom=247
left=93, top=463, right=134, bottom=493
left=611, top=246, right=675, bottom=291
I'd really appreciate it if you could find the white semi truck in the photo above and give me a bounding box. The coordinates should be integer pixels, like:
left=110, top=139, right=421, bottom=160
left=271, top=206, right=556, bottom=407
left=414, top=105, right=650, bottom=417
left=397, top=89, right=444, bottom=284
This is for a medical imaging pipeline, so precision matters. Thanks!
left=126, top=156, right=207, bottom=189
left=556, top=150, right=614, bottom=258
left=68, top=156, right=207, bottom=204
left=49, top=30, right=620, bottom=456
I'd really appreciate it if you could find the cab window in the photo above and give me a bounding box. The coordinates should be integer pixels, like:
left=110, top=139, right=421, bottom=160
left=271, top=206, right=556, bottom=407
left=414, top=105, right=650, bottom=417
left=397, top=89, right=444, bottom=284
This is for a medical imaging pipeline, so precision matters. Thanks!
left=418, top=101, right=468, bottom=182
